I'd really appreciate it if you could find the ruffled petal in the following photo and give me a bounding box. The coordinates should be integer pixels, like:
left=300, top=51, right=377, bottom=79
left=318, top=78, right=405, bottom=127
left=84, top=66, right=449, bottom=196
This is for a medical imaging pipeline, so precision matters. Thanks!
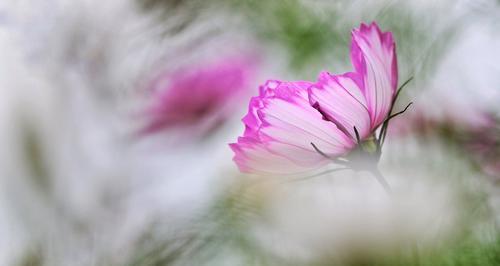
left=308, top=71, right=371, bottom=139
left=351, top=22, right=398, bottom=129
left=229, top=137, right=327, bottom=175
left=231, top=80, right=354, bottom=175
left=257, top=81, right=354, bottom=154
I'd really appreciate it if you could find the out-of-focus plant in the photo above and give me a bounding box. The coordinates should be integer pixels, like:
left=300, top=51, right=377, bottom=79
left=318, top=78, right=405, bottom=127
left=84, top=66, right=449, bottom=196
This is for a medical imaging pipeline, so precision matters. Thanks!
left=138, top=54, right=258, bottom=139
left=122, top=164, right=500, bottom=266
left=125, top=177, right=276, bottom=266
left=137, top=0, right=206, bottom=36
left=225, top=0, right=461, bottom=82
left=390, top=109, right=500, bottom=182
left=224, top=0, right=348, bottom=78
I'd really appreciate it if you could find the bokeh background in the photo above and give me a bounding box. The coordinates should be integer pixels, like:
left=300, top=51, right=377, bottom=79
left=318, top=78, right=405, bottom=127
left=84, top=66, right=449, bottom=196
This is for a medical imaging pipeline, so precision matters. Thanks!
left=1, top=0, right=500, bottom=265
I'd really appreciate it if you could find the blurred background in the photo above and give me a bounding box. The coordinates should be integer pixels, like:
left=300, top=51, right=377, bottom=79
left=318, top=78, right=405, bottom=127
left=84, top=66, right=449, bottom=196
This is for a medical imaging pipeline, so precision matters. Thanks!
left=1, top=0, right=500, bottom=265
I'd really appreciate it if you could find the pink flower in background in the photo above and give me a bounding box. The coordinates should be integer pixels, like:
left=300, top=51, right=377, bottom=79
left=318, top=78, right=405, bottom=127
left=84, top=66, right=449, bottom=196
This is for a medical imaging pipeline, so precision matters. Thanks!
left=389, top=106, right=500, bottom=181
left=230, top=22, right=399, bottom=175
left=141, top=55, right=258, bottom=137
left=467, top=124, right=500, bottom=181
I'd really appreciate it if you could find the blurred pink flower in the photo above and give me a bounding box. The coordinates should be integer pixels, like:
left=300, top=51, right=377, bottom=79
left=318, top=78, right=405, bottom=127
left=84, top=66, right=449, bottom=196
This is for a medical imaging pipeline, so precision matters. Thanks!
left=140, top=55, right=258, bottom=137
left=388, top=102, right=500, bottom=181
left=230, top=22, right=398, bottom=175
left=467, top=125, right=500, bottom=180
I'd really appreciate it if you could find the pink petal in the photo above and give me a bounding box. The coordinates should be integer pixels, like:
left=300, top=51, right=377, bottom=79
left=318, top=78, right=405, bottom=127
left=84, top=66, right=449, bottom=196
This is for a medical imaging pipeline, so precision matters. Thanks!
left=141, top=54, right=257, bottom=135
left=308, top=71, right=371, bottom=139
left=231, top=80, right=354, bottom=175
left=351, top=22, right=398, bottom=129
left=257, top=82, right=354, bottom=154
left=230, top=137, right=326, bottom=175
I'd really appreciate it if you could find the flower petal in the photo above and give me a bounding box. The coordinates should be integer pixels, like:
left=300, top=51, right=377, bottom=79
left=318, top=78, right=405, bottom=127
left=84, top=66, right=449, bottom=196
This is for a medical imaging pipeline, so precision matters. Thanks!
left=351, top=22, right=398, bottom=128
left=308, top=71, right=371, bottom=139
left=231, top=80, right=354, bottom=175
left=141, top=54, right=257, bottom=135
left=257, top=81, right=354, bottom=154
left=230, top=137, right=327, bottom=175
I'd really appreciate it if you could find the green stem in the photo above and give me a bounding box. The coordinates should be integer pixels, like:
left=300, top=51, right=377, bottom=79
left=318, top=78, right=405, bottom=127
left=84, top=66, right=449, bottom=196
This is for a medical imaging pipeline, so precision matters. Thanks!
left=370, top=167, right=392, bottom=194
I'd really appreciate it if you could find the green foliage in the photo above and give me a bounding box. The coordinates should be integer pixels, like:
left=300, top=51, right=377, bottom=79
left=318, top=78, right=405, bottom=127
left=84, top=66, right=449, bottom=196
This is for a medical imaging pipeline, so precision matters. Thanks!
left=227, top=0, right=349, bottom=77
left=19, top=119, right=52, bottom=197
left=16, top=248, right=44, bottom=266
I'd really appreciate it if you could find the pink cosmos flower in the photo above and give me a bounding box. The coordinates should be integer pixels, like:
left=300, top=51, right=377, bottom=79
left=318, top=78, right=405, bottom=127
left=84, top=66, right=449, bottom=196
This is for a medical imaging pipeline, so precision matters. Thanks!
left=230, top=22, right=398, bottom=175
left=140, top=55, right=257, bottom=137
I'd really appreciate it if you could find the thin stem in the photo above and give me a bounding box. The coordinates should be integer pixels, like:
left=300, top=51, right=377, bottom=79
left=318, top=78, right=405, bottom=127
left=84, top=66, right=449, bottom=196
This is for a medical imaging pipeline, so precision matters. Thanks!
left=369, top=168, right=392, bottom=194
left=288, top=167, right=349, bottom=182
left=311, top=142, right=331, bottom=158
left=387, top=102, right=413, bottom=120
left=377, top=76, right=414, bottom=144
left=394, top=77, right=414, bottom=103
left=310, top=142, right=347, bottom=165
left=379, top=102, right=413, bottom=146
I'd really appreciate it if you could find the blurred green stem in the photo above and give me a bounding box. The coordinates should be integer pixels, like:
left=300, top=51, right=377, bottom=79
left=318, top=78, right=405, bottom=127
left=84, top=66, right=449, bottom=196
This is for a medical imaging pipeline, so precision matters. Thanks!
left=370, top=167, right=392, bottom=195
